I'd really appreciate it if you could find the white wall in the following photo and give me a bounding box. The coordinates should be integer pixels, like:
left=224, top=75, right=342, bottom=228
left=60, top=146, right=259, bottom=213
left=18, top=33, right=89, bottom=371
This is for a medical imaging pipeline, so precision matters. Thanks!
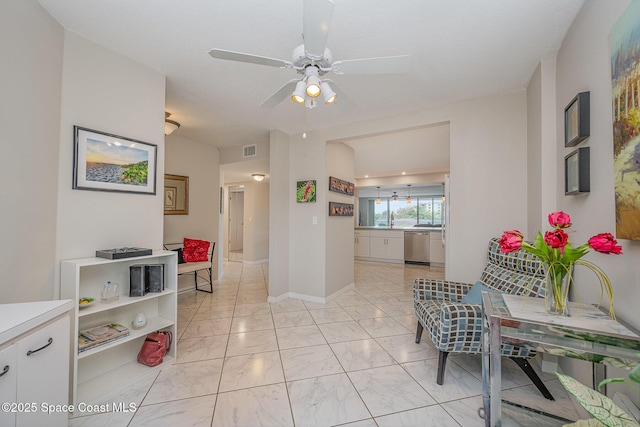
left=243, top=181, right=270, bottom=263
left=0, top=0, right=64, bottom=303
left=164, top=134, right=221, bottom=281
left=556, top=0, right=637, bottom=326
left=325, top=142, right=355, bottom=296
left=55, top=31, right=166, bottom=294
left=289, top=135, right=327, bottom=298
left=268, top=130, right=291, bottom=299
left=552, top=0, right=639, bottom=397
left=527, top=57, right=559, bottom=239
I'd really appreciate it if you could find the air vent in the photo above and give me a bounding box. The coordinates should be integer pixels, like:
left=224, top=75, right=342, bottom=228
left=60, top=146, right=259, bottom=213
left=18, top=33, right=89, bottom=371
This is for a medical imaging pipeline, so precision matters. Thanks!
left=243, top=144, right=257, bottom=158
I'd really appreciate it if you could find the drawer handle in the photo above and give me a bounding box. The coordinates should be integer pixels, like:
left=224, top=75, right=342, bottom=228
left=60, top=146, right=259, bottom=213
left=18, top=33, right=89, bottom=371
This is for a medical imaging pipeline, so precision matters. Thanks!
left=26, top=337, right=53, bottom=356
left=0, top=365, right=8, bottom=378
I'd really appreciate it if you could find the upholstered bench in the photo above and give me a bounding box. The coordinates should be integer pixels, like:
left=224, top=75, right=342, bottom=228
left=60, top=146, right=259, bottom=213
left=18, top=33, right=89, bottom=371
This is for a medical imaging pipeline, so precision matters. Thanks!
left=414, top=237, right=553, bottom=400
left=164, top=239, right=215, bottom=293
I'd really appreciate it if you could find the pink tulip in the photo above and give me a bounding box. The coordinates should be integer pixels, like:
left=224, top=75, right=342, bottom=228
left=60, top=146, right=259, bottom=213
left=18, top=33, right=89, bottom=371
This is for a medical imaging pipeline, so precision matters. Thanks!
left=544, top=229, right=569, bottom=252
left=498, top=230, right=523, bottom=253
left=588, top=233, right=623, bottom=254
left=548, top=212, right=572, bottom=229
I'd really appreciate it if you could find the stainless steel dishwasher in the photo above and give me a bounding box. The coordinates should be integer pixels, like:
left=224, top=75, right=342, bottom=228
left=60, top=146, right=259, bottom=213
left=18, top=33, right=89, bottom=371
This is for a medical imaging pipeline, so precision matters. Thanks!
left=404, top=231, right=430, bottom=264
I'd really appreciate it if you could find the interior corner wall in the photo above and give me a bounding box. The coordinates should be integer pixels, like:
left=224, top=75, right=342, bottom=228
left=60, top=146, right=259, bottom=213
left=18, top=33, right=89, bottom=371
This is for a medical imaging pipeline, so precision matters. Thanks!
left=0, top=0, right=64, bottom=303
left=164, top=134, right=221, bottom=280
left=527, top=56, right=559, bottom=239
left=268, top=130, right=291, bottom=299
left=243, top=181, right=270, bottom=263
left=325, top=142, right=355, bottom=296
left=55, top=31, right=166, bottom=295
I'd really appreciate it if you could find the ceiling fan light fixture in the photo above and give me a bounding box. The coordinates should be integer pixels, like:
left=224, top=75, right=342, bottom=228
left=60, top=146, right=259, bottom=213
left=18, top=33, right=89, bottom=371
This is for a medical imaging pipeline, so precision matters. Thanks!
left=291, top=80, right=307, bottom=104
left=305, top=75, right=321, bottom=98
left=321, top=81, right=337, bottom=104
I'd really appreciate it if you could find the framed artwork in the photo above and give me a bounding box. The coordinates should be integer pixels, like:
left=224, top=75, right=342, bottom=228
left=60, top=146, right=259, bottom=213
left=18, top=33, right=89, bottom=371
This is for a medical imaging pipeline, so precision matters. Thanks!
left=164, top=174, right=188, bottom=215
left=565, top=147, right=590, bottom=195
left=329, top=202, right=354, bottom=216
left=564, top=92, right=590, bottom=147
left=610, top=0, right=640, bottom=240
left=164, top=187, right=177, bottom=210
left=297, top=180, right=316, bottom=203
left=329, top=176, right=355, bottom=196
left=73, top=126, right=157, bottom=194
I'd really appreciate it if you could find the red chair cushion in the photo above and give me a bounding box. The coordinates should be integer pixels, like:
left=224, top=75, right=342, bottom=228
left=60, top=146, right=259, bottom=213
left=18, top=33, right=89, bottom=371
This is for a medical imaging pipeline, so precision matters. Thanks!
left=182, top=238, right=210, bottom=262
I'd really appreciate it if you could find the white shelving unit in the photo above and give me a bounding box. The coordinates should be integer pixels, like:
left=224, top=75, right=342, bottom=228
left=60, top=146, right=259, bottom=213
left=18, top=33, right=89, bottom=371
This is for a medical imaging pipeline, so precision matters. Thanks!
left=61, top=251, right=177, bottom=407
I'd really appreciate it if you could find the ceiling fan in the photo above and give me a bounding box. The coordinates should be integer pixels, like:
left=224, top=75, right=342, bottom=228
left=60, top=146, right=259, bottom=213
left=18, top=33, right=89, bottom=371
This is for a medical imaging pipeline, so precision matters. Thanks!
left=208, top=0, right=410, bottom=110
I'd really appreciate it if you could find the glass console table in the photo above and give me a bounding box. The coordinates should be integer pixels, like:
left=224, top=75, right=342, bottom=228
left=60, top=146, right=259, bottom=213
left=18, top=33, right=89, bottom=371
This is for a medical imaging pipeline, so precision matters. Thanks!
left=481, top=292, right=640, bottom=427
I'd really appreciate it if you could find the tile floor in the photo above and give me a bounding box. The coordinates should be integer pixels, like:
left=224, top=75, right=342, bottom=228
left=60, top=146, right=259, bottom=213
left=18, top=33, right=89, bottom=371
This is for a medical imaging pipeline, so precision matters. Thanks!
left=69, top=260, right=579, bottom=427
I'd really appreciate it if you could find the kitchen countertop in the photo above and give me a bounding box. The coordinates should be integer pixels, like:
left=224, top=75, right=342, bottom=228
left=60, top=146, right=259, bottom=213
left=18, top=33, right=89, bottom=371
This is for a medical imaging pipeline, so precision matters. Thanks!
left=355, top=227, right=443, bottom=231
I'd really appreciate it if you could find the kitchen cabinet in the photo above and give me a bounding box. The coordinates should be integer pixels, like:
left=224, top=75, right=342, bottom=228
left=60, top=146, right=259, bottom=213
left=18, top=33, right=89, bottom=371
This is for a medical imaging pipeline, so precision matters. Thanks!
left=61, top=251, right=177, bottom=407
left=429, top=231, right=445, bottom=264
left=368, top=230, right=404, bottom=262
left=0, top=300, right=73, bottom=427
left=354, top=230, right=370, bottom=258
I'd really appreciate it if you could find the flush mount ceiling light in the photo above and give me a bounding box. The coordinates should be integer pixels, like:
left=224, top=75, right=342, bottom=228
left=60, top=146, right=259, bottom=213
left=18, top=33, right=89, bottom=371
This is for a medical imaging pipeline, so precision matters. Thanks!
left=164, top=112, right=180, bottom=135
left=252, top=174, right=265, bottom=182
left=375, top=186, right=381, bottom=204
left=406, top=184, right=412, bottom=204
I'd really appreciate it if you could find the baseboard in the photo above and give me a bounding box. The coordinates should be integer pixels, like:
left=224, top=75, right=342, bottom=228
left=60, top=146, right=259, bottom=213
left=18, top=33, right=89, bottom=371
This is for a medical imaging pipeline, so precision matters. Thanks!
left=243, top=258, right=269, bottom=265
left=266, top=282, right=355, bottom=304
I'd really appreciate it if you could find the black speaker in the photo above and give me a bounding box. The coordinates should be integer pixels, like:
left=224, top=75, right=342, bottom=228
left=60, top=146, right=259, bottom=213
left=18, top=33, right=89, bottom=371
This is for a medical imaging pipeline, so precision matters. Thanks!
left=146, top=264, right=164, bottom=293
left=129, top=264, right=146, bottom=297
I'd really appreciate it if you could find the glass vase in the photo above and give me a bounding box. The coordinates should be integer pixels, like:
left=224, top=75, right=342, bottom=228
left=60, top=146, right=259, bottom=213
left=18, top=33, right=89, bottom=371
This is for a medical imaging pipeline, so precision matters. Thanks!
left=545, top=264, right=571, bottom=316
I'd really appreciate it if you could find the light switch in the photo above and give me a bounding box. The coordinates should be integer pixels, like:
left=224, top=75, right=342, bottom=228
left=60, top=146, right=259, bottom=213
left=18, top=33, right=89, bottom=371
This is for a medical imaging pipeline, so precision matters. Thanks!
left=312, top=216, right=318, bottom=225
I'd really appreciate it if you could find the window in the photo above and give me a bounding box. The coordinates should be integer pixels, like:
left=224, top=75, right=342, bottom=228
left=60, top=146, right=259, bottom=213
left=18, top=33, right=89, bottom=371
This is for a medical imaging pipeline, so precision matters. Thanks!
left=358, top=195, right=443, bottom=227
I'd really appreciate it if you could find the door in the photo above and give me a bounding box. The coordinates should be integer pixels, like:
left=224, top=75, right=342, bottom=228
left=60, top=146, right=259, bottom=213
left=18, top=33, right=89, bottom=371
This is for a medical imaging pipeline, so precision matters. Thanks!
left=229, top=189, right=244, bottom=261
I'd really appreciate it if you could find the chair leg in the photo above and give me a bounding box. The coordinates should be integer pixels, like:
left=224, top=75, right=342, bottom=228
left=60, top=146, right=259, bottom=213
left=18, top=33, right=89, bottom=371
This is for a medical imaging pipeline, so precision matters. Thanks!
left=437, top=351, right=449, bottom=385
left=510, top=357, right=555, bottom=401
left=415, top=322, right=423, bottom=344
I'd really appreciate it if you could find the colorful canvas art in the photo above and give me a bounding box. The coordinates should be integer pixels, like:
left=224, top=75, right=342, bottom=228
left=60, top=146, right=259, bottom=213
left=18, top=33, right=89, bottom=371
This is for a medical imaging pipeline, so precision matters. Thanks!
left=610, top=1, right=640, bottom=240
left=296, top=180, right=316, bottom=203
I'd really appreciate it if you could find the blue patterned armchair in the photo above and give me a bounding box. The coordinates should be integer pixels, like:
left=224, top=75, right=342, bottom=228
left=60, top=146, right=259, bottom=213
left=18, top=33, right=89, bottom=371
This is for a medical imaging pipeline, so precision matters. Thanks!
left=414, top=238, right=553, bottom=400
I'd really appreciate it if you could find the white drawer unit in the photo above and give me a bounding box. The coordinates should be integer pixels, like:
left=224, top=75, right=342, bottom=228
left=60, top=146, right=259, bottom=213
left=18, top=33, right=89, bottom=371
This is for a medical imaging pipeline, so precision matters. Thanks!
left=61, top=251, right=177, bottom=407
left=0, top=300, right=73, bottom=427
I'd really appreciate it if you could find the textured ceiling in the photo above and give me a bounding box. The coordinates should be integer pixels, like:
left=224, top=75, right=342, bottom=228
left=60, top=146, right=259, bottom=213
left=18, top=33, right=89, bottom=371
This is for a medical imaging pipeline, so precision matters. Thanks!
left=38, top=0, right=584, bottom=151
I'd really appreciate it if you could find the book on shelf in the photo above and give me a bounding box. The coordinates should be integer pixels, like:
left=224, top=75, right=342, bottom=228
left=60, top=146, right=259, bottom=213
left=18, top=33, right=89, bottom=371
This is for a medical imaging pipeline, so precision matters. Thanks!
left=78, top=323, right=130, bottom=353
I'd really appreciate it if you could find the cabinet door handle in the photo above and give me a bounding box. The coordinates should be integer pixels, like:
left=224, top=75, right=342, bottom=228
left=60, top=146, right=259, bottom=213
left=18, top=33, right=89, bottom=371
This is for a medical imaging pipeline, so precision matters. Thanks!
left=26, top=337, right=53, bottom=356
left=0, top=365, right=9, bottom=378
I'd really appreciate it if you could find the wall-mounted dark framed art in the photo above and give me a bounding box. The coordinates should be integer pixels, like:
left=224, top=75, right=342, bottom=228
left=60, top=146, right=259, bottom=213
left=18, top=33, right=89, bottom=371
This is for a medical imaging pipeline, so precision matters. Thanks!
left=564, top=91, right=590, bottom=147
left=565, top=147, right=590, bottom=195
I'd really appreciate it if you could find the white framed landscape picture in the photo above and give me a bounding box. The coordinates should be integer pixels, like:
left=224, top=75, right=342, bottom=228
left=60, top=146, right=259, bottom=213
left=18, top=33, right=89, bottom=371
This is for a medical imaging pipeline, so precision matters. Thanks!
left=73, top=126, right=157, bottom=195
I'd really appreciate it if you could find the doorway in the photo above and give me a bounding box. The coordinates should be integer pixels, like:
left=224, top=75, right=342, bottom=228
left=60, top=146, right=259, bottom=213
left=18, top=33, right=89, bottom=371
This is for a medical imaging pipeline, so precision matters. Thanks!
left=228, top=186, right=244, bottom=262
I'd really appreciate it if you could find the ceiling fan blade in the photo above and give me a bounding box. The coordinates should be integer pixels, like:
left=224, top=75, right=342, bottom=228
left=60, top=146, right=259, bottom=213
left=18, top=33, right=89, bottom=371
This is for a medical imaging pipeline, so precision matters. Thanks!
left=260, top=79, right=300, bottom=108
left=332, top=55, right=411, bottom=75
left=303, top=0, right=335, bottom=60
left=208, top=49, right=293, bottom=69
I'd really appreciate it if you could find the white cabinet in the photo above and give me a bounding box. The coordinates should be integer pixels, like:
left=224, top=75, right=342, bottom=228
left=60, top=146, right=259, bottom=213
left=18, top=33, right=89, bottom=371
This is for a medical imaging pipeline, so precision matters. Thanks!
left=61, top=251, right=177, bottom=407
left=0, top=301, right=73, bottom=427
left=0, top=345, right=17, bottom=427
left=368, top=230, right=404, bottom=262
left=354, top=230, right=370, bottom=258
left=429, top=231, right=445, bottom=264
